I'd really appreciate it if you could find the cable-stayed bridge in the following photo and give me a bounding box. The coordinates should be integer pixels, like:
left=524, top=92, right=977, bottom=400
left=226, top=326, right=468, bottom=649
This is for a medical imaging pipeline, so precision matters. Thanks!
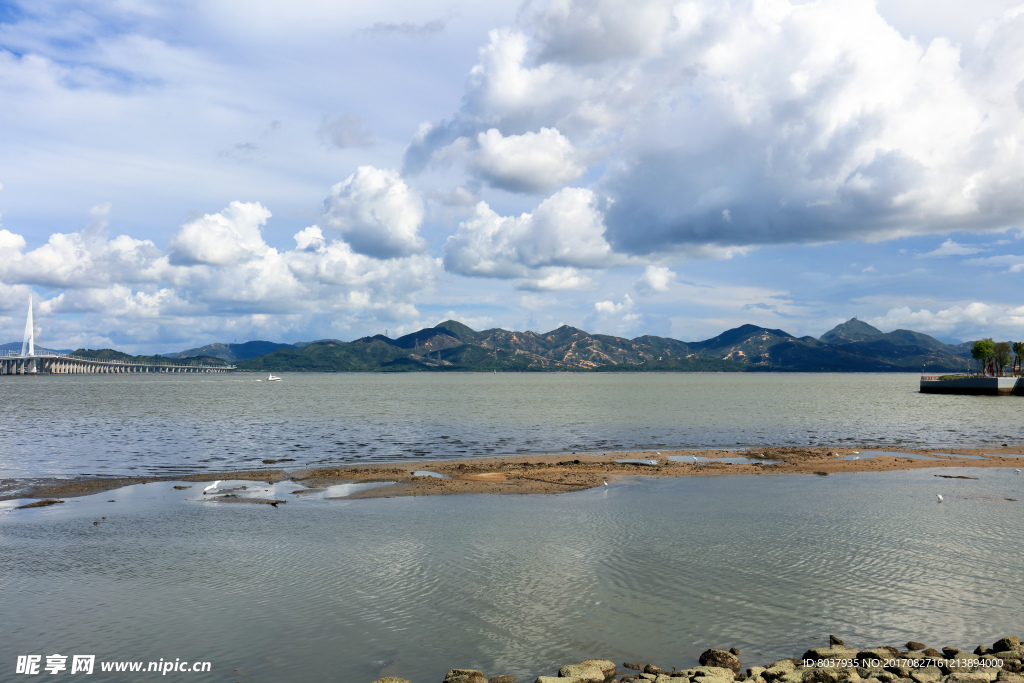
left=1, top=296, right=233, bottom=376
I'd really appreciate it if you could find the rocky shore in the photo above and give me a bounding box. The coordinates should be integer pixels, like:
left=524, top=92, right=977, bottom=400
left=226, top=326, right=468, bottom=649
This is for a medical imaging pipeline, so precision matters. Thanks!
left=370, top=636, right=1024, bottom=683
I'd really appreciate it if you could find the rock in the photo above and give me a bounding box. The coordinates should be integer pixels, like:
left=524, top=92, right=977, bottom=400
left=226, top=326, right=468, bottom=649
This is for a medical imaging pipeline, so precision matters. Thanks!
left=489, top=677, right=516, bottom=683
left=805, top=648, right=860, bottom=663
left=830, top=637, right=846, bottom=648
left=997, top=674, right=1024, bottom=683
left=922, top=650, right=943, bottom=659
left=994, top=639, right=1022, bottom=653
left=535, top=677, right=586, bottom=683
left=625, top=664, right=644, bottom=671
left=445, top=670, right=488, bottom=683
left=909, top=668, right=942, bottom=683
left=945, top=674, right=994, bottom=683
left=732, top=649, right=742, bottom=656
left=944, top=648, right=968, bottom=659
left=701, top=649, right=742, bottom=673
left=646, top=664, right=665, bottom=675
left=371, top=679, right=412, bottom=683
left=692, top=666, right=738, bottom=680
left=763, top=660, right=798, bottom=681
left=749, top=667, right=767, bottom=678
left=804, top=670, right=839, bottom=683
left=976, top=647, right=991, bottom=656
left=907, top=643, right=927, bottom=652
left=580, top=659, right=616, bottom=677
left=557, top=664, right=604, bottom=682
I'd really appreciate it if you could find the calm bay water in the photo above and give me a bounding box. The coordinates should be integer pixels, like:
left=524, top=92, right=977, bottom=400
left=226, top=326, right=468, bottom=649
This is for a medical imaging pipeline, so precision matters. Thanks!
left=1, top=372, right=1021, bottom=479
left=2, top=469, right=1022, bottom=682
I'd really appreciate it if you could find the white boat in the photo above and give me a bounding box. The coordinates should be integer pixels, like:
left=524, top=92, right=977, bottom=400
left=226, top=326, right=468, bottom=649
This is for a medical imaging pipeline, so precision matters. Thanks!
left=258, top=373, right=282, bottom=382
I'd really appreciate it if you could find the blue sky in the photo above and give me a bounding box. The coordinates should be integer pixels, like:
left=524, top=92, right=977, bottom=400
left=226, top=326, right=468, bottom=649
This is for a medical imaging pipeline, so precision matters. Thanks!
left=1, top=0, right=1022, bottom=352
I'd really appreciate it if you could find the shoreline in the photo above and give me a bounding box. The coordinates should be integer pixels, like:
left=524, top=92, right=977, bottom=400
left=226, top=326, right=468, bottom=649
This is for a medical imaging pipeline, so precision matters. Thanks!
left=7, top=445, right=1024, bottom=502
left=390, top=634, right=1024, bottom=683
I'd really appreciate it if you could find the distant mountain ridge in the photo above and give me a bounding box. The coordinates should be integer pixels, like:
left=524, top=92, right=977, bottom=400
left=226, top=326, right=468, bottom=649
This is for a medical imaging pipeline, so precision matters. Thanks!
left=232, top=318, right=974, bottom=373
left=0, top=342, right=72, bottom=354
left=166, top=340, right=297, bottom=362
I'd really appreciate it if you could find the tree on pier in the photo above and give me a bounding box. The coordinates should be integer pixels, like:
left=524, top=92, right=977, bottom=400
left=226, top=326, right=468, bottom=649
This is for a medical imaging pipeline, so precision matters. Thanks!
left=1013, top=341, right=1024, bottom=376
left=971, top=338, right=994, bottom=375
left=994, top=342, right=1012, bottom=376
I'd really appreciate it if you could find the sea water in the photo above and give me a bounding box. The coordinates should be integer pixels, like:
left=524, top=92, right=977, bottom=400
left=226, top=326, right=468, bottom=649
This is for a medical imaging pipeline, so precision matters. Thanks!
left=1, top=372, right=1019, bottom=479
left=2, top=469, right=1021, bottom=682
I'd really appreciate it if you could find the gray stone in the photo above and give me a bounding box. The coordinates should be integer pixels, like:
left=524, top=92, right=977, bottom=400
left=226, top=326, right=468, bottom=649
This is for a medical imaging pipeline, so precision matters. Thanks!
left=692, top=666, right=737, bottom=679
left=748, top=667, right=767, bottom=678
left=580, top=659, right=617, bottom=677
left=556, top=664, right=604, bottom=682
left=701, top=650, right=742, bottom=673
left=909, top=668, right=942, bottom=683
left=994, top=639, right=1021, bottom=654
left=996, top=674, right=1024, bottom=683
left=945, top=674, right=994, bottom=683
left=490, top=677, right=516, bottom=683
left=371, top=678, right=412, bottom=683
left=763, top=661, right=798, bottom=682
left=535, top=677, right=586, bottom=683
left=445, top=670, right=488, bottom=683
left=907, top=643, right=927, bottom=652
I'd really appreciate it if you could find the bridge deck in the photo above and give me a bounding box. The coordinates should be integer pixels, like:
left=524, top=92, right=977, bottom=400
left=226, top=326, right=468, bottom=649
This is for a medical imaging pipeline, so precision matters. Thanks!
left=0, top=353, right=233, bottom=375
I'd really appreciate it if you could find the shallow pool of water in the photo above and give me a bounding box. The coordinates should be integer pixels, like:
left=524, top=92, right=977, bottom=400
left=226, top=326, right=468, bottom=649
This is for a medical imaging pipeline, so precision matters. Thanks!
left=668, top=456, right=780, bottom=465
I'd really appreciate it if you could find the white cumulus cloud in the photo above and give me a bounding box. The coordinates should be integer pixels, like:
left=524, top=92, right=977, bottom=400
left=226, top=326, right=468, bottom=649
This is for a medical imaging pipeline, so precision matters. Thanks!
left=635, top=265, right=676, bottom=294
left=322, top=166, right=426, bottom=259
left=443, top=187, right=616, bottom=286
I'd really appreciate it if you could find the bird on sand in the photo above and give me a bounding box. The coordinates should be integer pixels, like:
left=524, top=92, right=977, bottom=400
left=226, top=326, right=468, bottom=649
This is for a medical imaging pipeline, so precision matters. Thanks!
left=203, top=480, right=221, bottom=494
left=936, top=494, right=943, bottom=502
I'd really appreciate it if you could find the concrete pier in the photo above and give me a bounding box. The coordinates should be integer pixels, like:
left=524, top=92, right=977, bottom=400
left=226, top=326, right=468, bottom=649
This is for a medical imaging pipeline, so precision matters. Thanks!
left=920, top=375, right=1024, bottom=395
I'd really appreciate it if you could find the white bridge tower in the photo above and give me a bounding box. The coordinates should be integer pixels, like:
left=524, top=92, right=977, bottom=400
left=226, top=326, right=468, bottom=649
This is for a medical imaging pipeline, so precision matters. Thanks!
left=21, top=292, right=35, bottom=357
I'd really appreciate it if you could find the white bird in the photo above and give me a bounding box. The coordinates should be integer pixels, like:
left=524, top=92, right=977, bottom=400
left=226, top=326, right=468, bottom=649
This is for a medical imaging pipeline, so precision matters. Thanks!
left=853, top=451, right=860, bottom=454
left=603, top=481, right=608, bottom=486
left=936, top=494, right=943, bottom=502
left=1015, top=469, right=1021, bottom=474
left=852, top=456, right=859, bottom=460
left=203, top=480, right=221, bottom=494
left=692, top=455, right=699, bottom=464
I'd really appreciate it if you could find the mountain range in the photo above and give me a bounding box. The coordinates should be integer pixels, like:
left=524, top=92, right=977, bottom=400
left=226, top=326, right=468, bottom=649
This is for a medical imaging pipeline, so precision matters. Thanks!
left=4, top=318, right=977, bottom=372
left=232, top=318, right=974, bottom=373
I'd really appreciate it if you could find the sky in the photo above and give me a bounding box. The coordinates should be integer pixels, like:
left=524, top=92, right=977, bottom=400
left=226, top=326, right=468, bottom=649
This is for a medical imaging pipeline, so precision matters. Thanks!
left=1, top=0, right=1023, bottom=353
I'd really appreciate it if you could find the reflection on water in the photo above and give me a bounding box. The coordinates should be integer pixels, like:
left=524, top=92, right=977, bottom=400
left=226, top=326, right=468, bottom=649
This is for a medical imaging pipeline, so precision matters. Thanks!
left=3, top=373, right=1024, bottom=478
left=411, top=471, right=449, bottom=479
left=2, top=469, right=1022, bottom=683
left=668, top=455, right=781, bottom=465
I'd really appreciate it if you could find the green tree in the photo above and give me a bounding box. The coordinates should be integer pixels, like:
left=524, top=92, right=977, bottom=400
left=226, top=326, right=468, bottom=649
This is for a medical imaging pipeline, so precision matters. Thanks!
left=994, top=341, right=1012, bottom=375
left=971, top=338, right=994, bottom=375
left=1013, top=341, right=1024, bottom=375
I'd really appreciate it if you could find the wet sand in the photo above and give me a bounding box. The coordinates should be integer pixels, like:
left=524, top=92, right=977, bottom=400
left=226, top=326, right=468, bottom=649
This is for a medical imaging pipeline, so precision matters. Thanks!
left=10, top=446, right=1024, bottom=502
